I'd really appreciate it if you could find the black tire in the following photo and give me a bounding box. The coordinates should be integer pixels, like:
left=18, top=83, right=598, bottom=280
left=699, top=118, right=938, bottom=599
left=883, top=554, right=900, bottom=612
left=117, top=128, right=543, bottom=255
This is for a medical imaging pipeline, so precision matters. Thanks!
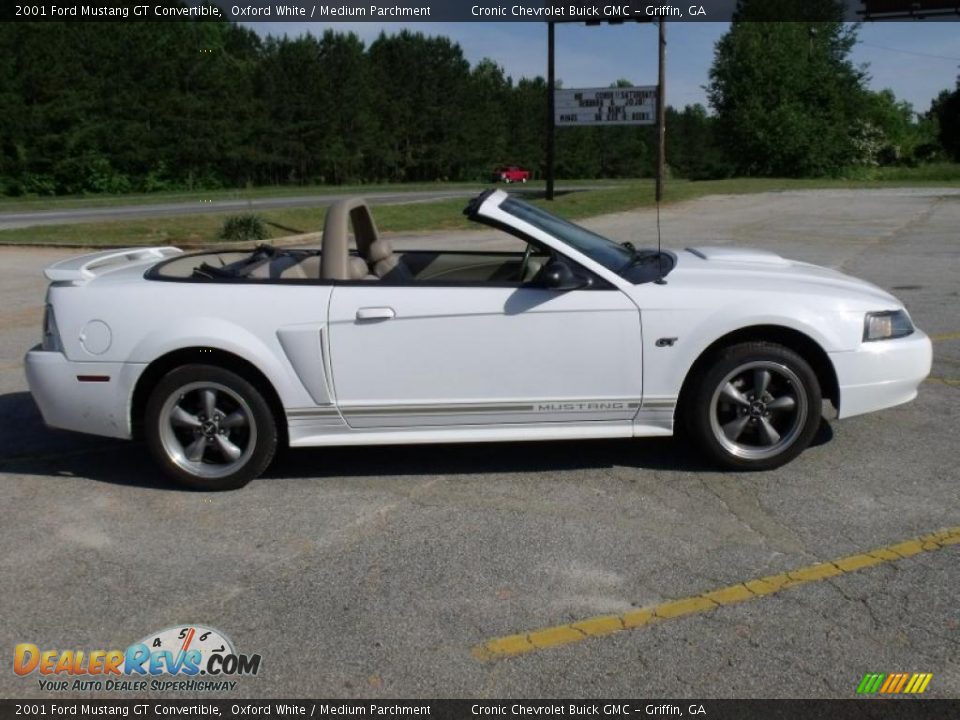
left=145, top=364, right=277, bottom=490
left=685, top=342, right=821, bottom=471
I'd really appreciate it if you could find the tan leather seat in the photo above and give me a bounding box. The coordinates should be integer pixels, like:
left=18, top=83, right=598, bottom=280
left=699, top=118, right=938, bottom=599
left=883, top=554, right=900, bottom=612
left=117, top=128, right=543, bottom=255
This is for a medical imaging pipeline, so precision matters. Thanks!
left=368, top=239, right=411, bottom=280
left=321, top=198, right=380, bottom=280
left=348, top=256, right=377, bottom=280
left=249, top=254, right=324, bottom=280
left=298, top=256, right=321, bottom=278
left=248, top=254, right=305, bottom=280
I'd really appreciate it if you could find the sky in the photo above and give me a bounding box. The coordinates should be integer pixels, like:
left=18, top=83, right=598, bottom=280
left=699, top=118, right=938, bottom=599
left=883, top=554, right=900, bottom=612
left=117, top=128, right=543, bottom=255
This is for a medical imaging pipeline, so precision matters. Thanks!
left=245, top=20, right=959, bottom=115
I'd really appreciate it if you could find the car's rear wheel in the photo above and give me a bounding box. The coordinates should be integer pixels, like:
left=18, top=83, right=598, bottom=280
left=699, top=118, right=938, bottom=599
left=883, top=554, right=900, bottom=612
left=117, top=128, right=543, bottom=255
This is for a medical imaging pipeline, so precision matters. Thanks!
left=686, top=342, right=821, bottom=470
left=145, top=365, right=277, bottom=490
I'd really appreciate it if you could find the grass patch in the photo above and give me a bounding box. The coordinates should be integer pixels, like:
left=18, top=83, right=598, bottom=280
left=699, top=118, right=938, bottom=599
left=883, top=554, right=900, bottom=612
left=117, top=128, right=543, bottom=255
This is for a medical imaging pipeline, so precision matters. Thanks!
left=2, top=172, right=959, bottom=248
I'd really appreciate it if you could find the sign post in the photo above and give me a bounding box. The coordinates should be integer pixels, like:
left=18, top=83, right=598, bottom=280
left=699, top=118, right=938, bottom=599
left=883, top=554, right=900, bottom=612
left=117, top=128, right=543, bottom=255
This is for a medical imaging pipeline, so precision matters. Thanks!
left=656, top=20, right=666, bottom=203
left=546, top=22, right=556, bottom=201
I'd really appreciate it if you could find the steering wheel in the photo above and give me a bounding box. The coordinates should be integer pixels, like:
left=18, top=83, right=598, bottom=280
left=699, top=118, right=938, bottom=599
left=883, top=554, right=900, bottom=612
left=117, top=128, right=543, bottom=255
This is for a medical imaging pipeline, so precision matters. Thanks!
left=519, top=242, right=535, bottom=282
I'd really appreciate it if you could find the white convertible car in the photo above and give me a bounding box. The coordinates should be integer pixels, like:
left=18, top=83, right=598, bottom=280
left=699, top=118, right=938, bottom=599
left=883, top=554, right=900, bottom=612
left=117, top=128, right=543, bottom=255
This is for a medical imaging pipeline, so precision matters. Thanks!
left=25, top=190, right=931, bottom=489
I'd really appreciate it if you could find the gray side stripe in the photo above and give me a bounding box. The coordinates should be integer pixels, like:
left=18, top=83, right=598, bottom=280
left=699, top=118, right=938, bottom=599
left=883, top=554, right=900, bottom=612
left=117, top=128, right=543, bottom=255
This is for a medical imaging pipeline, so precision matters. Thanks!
left=288, top=407, right=340, bottom=418
left=348, top=404, right=535, bottom=416
left=288, top=400, right=646, bottom=419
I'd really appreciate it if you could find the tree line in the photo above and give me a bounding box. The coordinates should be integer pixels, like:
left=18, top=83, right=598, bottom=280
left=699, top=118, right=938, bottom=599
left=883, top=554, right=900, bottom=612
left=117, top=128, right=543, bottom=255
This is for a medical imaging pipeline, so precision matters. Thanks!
left=0, top=6, right=957, bottom=197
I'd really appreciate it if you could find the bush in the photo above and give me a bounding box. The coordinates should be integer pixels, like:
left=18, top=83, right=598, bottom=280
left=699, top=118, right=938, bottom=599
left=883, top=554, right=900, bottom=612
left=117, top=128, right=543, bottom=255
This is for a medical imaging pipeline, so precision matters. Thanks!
left=839, top=162, right=960, bottom=182
left=218, top=214, right=268, bottom=242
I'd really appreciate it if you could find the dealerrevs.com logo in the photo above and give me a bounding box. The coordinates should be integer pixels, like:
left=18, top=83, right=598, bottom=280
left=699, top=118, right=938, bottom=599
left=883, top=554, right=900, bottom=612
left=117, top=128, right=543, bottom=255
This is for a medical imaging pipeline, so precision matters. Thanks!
left=14, top=625, right=261, bottom=693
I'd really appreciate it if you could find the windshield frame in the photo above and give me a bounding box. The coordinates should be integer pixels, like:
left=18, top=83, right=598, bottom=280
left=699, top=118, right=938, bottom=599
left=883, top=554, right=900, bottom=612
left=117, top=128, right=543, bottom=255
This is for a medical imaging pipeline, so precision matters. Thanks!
left=499, top=197, right=631, bottom=270
left=488, top=195, right=675, bottom=284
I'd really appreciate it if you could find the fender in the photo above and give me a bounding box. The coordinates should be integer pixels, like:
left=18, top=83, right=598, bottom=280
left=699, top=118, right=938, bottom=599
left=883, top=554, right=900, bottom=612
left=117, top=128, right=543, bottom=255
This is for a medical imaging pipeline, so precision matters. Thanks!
left=128, top=317, right=315, bottom=409
left=639, top=302, right=857, bottom=405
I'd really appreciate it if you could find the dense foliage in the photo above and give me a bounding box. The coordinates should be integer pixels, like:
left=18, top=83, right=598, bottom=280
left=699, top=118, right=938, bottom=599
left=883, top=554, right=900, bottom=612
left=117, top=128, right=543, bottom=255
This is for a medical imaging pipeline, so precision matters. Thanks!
left=0, top=22, right=561, bottom=194
left=0, top=19, right=953, bottom=196
left=931, top=80, right=960, bottom=163
left=707, top=0, right=949, bottom=176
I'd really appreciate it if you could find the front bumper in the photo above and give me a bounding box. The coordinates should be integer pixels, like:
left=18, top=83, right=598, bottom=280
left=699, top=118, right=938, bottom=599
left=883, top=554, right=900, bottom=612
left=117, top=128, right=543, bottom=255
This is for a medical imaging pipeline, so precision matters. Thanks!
left=830, top=330, right=933, bottom=419
left=24, top=347, right=145, bottom=439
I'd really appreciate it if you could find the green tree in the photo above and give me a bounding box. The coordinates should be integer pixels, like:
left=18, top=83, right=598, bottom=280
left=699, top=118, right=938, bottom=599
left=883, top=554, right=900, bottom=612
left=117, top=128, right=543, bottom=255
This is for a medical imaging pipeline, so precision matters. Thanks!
left=856, top=89, right=924, bottom=165
left=368, top=31, right=471, bottom=181
left=462, top=59, right=512, bottom=180
left=707, top=0, right=867, bottom=176
left=507, top=76, right=548, bottom=177
left=931, top=79, right=960, bottom=162
left=315, top=30, right=376, bottom=184
left=663, top=104, right=730, bottom=179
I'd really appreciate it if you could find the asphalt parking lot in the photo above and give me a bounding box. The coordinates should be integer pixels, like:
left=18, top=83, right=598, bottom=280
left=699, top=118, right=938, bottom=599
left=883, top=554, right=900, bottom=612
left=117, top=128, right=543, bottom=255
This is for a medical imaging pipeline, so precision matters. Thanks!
left=1, top=188, right=958, bottom=699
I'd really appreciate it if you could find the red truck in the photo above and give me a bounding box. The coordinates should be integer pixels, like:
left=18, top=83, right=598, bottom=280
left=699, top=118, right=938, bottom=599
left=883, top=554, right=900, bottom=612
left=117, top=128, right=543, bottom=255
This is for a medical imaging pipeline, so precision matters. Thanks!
left=491, top=165, right=530, bottom=184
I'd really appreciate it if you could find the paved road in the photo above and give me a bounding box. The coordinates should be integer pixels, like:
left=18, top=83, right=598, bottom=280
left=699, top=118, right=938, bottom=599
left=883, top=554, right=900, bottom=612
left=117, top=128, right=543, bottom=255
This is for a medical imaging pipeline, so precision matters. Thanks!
left=1, top=188, right=958, bottom=699
left=0, top=185, right=574, bottom=231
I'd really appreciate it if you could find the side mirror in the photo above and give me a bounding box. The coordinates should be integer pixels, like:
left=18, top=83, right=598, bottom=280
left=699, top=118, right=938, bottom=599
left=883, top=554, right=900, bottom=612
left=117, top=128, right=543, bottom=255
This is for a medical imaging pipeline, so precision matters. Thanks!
left=538, top=259, right=591, bottom=291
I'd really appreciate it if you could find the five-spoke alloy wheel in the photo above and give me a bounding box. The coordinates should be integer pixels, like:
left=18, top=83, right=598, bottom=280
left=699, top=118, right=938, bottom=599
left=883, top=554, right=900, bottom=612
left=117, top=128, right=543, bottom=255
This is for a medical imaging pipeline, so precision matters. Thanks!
left=686, top=342, right=822, bottom=470
left=146, top=365, right=277, bottom=490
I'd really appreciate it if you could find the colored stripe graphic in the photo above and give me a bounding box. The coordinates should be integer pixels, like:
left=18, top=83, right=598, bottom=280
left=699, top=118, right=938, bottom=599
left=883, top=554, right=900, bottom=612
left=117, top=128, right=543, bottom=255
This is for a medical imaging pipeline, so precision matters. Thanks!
left=856, top=673, right=885, bottom=694
left=857, top=672, right=932, bottom=694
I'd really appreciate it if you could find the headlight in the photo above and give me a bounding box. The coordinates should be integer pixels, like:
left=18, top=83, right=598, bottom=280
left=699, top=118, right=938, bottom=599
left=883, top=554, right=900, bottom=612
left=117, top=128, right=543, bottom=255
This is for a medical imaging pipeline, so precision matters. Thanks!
left=42, top=304, right=63, bottom=352
left=863, top=310, right=914, bottom=342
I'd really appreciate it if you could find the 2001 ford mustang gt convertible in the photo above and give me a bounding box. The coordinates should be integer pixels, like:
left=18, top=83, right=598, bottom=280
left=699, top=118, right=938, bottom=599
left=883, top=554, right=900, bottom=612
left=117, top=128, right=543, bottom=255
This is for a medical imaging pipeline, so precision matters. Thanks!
left=25, top=190, right=932, bottom=489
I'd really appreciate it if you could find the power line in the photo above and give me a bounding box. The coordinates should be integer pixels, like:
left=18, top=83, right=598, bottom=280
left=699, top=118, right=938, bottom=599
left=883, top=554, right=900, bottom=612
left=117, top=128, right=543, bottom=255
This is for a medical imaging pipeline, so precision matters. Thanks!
left=856, top=41, right=960, bottom=62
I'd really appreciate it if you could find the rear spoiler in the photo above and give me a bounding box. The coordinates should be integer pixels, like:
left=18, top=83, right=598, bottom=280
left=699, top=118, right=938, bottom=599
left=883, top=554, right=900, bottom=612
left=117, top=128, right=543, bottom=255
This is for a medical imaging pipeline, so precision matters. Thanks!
left=44, top=247, right=182, bottom=282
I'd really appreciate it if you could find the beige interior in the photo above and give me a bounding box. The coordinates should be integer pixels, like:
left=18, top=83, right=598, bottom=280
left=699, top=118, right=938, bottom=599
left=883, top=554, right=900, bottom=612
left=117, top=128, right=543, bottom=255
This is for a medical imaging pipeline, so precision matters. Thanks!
left=154, top=197, right=547, bottom=284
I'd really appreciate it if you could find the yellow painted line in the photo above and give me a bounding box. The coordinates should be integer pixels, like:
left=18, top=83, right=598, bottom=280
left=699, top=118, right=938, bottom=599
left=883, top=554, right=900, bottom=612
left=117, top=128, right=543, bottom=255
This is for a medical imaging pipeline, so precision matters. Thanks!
left=472, top=526, right=960, bottom=661
left=931, top=331, right=960, bottom=342
left=927, top=376, right=960, bottom=388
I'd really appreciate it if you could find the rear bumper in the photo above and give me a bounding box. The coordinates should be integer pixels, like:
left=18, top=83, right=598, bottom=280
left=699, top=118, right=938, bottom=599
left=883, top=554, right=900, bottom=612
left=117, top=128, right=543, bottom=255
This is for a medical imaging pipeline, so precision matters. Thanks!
left=24, top=348, right=144, bottom=439
left=830, top=331, right=933, bottom=419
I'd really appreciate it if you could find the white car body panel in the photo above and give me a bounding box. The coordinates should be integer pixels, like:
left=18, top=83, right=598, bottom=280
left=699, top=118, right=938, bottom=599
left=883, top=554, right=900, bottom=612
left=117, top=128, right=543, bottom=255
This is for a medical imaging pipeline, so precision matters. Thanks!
left=24, top=190, right=932, bottom=457
left=327, top=284, right=643, bottom=427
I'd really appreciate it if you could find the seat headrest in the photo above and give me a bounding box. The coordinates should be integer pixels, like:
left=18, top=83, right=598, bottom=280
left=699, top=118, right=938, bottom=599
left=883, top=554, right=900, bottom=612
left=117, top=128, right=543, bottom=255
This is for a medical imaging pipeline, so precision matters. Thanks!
left=367, top=239, right=393, bottom=263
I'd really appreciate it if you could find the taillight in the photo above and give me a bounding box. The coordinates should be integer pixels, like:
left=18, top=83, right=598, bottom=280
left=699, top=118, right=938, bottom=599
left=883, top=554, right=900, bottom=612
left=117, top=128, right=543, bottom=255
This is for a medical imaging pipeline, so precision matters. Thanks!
left=42, top=304, right=63, bottom=352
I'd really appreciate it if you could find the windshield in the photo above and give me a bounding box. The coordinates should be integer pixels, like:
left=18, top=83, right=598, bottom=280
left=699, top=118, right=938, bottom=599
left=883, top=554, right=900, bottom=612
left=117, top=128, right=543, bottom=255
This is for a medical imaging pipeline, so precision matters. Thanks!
left=500, top=197, right=631, bottom=270
left=497, top=196, right=675, bottom=284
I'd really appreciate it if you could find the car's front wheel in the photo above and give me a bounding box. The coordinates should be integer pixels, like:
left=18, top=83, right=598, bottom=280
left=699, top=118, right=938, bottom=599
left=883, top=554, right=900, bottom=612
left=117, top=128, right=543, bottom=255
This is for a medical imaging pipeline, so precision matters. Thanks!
left=686, top=342, right=821, bottom=471
left=145, top=365, right=277, bottom=490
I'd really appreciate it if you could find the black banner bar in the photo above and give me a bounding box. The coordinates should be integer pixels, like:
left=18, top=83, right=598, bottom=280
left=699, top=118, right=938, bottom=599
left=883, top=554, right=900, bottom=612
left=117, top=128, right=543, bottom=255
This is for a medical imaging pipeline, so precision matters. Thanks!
left=3, top=0, right=960, bottom=23
left=1, top=700, right=960, bottom=720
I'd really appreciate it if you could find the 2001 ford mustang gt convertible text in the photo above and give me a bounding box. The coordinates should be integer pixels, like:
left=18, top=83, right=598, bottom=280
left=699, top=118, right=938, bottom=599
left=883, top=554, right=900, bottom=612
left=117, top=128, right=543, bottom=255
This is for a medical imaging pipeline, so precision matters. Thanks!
left=25, top=190, right=932, bottom=489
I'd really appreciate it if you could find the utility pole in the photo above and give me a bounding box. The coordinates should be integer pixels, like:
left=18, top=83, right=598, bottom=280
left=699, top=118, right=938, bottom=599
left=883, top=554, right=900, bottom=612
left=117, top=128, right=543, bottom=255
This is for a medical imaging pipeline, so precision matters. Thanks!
left=546, top=21, right=556, bottom=201
left=655, top=19, right=666, bottom=203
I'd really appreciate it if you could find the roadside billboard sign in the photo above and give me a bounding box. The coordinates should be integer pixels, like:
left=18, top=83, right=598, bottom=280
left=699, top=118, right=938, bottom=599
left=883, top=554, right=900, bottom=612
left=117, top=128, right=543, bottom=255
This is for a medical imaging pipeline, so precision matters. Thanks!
left=554, top=86, right=657, bottom=126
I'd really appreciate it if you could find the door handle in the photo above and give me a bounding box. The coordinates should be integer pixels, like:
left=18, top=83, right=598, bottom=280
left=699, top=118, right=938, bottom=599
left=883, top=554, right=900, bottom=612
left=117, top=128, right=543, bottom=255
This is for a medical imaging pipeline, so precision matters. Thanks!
left=356, top=307, right=396, bottom=321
